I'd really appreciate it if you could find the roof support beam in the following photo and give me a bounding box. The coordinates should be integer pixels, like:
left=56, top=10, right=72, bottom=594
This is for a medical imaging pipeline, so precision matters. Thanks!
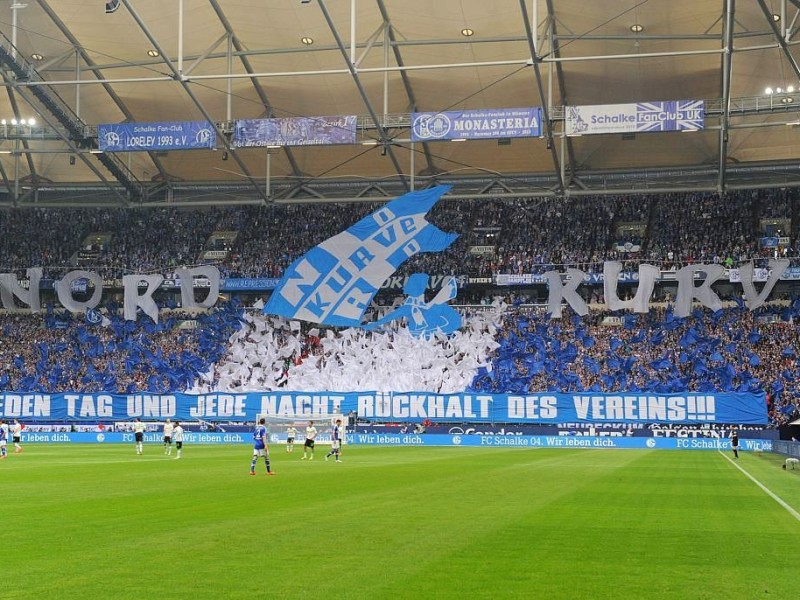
left=0, top=157, right=12, bottom=198
left=4, top=78, right=128, bottom=205
left=35, top=49, right=77, bottom=73
left=375, top=0, right=437, bottom=175
left=16, top=47, right=744, bottom=88
left=317, top=0, right=409, bottom=191
left=40, top=30, right=783, bottom=76
left=183, top=32, right=228, bottom=77
left=718, top=0, right=735, bottom=193
left=3, top=81, right=37, bottom=184
left=518, top=0, right=563, bottom=194
left=757, top=0, right=800, bottom=78
left=36, top=0, right=169, bottom=190
left=117, top=0, right=269, bottom=204
left=207, top=0, right=303, bottom=179
left=543, top=0, right=578, bottom=181
left=354, top=23, right=386, bottom=68
left=787, top=0, right=800, bottom=16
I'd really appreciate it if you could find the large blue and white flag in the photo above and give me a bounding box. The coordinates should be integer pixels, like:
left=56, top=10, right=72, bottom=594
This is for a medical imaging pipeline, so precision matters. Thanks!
left=364, top=273, right=462, bottom=336
left=264, top=185, right=458, bottom=327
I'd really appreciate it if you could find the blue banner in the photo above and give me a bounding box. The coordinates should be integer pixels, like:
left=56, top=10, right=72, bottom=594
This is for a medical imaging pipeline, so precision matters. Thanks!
left=781, top=267, right=800, bottom=281
left=232, top=116, right=356, bottom=147
left=263, top=186, right=458, bottom=327
left=497, top=271, right=643, bottom=286
left=349, top=433, right=773, bottom=451
left=97, top=121, right=216, bottom=152
left=220, top=277, right=281, bottom=291
left=39, top=278, right=91, bottom=292
left=411, top=107, right=541, bottom=141
left=0, top=391, right=767, bottom=424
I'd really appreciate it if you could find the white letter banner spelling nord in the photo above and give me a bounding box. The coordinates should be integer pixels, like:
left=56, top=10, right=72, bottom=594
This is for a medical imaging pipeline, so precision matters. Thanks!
left=566, top=100, right=704, bottom=135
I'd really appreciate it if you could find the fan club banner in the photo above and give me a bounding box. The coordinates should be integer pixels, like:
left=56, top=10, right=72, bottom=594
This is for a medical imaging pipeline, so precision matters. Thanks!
left=0, top=391, right=767, bottom=425
left=566, top=100, right=704, bottom=135
left=232, top=115, right=357, bottom=147
left=97, top=121, right=216, bottom=151
left=411, top=108, right=542, bottom=141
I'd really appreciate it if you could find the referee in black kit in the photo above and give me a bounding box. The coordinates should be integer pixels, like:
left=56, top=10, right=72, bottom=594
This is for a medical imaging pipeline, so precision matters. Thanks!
left=731, top=427, right=739, bottom=459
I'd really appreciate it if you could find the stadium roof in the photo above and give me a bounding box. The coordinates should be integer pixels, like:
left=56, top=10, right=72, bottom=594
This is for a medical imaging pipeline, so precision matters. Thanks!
left=0, top=0, right=799, bottom=206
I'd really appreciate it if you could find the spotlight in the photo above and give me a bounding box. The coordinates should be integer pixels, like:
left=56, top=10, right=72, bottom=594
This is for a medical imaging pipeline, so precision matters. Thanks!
left=461, top=28, right=474, bottom=37
left=630, top=24, right=644, bottom=33
left=69, top=155, right=76, bottom=166
left=764, top=85, right=800, bottom=98
left=300, top=36, right=314, bottom=45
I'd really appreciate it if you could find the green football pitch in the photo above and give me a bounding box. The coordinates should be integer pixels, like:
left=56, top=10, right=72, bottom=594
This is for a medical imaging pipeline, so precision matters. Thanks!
left=2, top=444, right=799, bottom=600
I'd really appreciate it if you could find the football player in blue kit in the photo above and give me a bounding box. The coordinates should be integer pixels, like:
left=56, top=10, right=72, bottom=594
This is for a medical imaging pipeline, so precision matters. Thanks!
left=0, top=419, right=7, bottom=459
left=250, top=418, right=275, bottom=476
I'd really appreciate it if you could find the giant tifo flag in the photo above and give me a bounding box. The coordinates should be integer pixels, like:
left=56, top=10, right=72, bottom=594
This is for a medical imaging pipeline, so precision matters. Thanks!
left=264, top=185, right=458, bottom=327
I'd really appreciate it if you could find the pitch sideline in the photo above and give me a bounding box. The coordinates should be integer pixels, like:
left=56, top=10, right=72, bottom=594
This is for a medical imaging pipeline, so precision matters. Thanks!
left=719, top=451, right=800, bottom=522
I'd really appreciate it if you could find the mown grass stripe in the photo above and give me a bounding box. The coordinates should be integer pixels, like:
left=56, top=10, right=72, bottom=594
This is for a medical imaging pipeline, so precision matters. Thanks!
left=718, top=450, right=800, bottom=521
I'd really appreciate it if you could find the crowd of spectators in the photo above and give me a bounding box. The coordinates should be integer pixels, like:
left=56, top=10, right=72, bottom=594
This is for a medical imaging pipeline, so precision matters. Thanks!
left=644, top=192, right=758, bottom=269
left=470, top=304, right=799, bottom=427
left=0, top=206, right=224, bottom=279
left=0, top=188, right=796, bottom=282
left=221, top=202, right=379, bottom=278
left=0, top=301, right=242, bottom=394
left=1, top=300, right=795, bottom=426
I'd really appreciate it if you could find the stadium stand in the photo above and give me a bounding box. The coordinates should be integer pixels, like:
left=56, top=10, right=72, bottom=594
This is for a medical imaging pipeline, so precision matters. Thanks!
left=0, top=189, right=798, bottom=425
